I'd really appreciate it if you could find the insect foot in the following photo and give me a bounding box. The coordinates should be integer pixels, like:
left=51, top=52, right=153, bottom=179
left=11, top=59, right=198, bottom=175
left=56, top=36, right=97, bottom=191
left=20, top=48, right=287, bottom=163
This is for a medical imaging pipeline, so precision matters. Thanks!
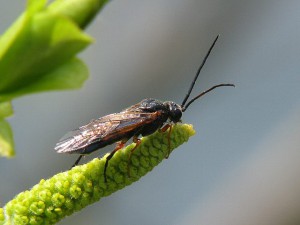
left=1, top=124, right=195, bottom=225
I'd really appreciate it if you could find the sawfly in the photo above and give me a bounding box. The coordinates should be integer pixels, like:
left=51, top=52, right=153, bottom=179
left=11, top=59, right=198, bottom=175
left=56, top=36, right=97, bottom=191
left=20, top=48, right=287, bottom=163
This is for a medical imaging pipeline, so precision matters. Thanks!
left=55, top=35, right=234, bottom=182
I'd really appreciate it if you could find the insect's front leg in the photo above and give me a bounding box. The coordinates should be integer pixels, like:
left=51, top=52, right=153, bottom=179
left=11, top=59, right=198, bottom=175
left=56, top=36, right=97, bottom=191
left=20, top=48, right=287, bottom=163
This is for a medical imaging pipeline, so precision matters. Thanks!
left=104, top=139, right=128, bottom=183
left=159, top=124, right=172, bottom=158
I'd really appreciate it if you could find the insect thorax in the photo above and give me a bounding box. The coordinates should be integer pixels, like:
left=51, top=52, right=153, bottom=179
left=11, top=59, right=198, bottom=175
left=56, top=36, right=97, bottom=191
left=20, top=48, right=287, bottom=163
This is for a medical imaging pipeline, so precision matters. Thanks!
left=139, top=98, right=182, bottom=123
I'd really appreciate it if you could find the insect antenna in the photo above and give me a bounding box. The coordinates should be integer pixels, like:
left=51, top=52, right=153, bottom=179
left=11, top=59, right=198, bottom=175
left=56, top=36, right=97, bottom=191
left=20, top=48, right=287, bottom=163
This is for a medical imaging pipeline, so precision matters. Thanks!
left=182, top=83, right=235, bottom=112
left=181, top=35, right=220, bottom=108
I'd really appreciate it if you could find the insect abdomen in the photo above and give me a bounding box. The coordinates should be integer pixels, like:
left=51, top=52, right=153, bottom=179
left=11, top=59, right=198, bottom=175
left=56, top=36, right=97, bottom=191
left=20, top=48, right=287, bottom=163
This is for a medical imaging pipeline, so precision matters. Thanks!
left=70, top=129, right=138, bottom=154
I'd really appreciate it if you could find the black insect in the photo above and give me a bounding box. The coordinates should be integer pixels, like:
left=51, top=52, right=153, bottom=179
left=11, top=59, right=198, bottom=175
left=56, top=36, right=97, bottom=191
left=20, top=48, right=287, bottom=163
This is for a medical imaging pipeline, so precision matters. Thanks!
left=55, top=35, right=234, bottom=182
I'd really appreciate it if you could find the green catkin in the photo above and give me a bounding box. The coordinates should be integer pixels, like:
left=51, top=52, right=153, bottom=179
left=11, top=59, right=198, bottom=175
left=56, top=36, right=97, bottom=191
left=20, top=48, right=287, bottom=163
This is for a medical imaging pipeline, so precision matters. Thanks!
left=0, top=124, right=195, bottom=225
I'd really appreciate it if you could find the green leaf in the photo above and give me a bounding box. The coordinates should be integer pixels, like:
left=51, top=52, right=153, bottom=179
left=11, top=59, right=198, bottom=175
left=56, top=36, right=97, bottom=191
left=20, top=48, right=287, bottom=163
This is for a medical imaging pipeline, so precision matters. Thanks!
left=0, top=14, right=29, bottom=61
left=27, top=0, right=47, bottom=14
left=0, top=58, right=88, bottom=101
left=23, top=57, right=89, bottom=92
left=0, top=0, right=110, bottom=159
left=0, top=11, right=92, bottom=95
left=48, top=0, right=109, bottom=28
left=0, top=101, right=13, bottom=118
left=0, top=0, right=110, bottom=99
left=0, top=119, right=14, bottom=157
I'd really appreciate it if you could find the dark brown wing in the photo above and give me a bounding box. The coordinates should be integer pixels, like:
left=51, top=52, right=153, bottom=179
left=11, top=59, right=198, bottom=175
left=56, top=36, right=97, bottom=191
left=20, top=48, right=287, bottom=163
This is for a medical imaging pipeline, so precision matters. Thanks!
left=54, top=111, right=160, bottom=153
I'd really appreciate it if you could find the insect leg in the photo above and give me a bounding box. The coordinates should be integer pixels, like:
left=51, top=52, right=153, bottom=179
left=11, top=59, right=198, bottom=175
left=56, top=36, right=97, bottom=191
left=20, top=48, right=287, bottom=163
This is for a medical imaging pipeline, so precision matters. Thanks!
left=104, top=140, right=127, bottom=183
left=71, top=155, right=84, bottom=169
left=160, top=124, right=172, bottom=158
left=127, top=135, right=141, bottom=178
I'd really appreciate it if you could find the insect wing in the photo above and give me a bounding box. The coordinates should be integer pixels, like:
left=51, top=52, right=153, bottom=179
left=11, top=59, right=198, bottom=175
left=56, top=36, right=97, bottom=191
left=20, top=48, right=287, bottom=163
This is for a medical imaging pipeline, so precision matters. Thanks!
left=54, top=112, right=159, bottom=153
left=54, top=122, right=107, bottom=153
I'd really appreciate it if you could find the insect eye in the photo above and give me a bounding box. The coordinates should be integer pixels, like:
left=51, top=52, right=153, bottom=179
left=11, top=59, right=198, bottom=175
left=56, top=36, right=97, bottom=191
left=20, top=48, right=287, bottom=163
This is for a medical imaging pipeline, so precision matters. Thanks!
left=165, top=102, right=182, bottom=122
left=172, top=108, right=182, bottom=122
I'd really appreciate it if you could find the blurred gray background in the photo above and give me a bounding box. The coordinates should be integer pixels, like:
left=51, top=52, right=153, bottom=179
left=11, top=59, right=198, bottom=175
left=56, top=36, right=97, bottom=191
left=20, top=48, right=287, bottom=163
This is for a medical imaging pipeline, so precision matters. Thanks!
left=1, top=0, right=300, bottom=224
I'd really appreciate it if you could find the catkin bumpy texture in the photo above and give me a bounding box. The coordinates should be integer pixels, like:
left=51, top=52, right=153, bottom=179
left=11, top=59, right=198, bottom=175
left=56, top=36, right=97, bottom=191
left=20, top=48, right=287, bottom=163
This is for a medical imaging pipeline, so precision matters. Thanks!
left=1, top=124, right=195, bottom=225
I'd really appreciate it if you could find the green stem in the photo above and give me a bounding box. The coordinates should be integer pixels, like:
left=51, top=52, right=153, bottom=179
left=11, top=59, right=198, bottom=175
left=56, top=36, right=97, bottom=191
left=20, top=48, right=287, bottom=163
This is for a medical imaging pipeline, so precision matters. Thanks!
left=0, top=124, right=195, bottom=225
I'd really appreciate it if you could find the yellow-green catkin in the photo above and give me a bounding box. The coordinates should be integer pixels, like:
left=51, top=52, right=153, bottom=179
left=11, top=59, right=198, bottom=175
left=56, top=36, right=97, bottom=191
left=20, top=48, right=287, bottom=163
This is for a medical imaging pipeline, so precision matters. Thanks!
left=0, top=124, right=195, bottom=225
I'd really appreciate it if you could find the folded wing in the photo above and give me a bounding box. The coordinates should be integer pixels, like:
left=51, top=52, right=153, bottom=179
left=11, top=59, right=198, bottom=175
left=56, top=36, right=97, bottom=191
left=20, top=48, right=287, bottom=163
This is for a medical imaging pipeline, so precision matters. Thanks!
left=54, top=111, right=159, bottom=153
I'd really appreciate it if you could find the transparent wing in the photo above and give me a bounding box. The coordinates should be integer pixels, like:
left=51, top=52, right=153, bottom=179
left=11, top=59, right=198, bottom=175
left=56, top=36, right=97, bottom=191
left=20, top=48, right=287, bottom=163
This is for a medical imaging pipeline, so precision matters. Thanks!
left=54, top=111, right=158, bottom=153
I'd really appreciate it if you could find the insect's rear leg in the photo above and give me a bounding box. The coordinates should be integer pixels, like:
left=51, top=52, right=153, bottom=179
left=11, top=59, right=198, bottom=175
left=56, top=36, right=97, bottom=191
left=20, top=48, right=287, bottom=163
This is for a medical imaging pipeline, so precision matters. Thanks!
left=104, top=140, right=128, bottom=182
left=127, top=135, right=141, bottom=177
left=160, top=124, right=172, bottom=158
left=71, top=155, right=84, bottom=169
